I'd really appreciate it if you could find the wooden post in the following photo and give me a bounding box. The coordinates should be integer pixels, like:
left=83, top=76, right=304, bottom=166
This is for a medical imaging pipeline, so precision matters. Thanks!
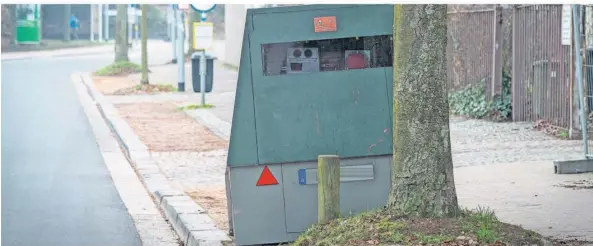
left=317, top=155, right=340, bottom=224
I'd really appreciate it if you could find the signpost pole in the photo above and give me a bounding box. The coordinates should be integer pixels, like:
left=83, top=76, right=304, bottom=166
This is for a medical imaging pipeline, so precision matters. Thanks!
left=171, top=5, right=177, bottom=63
left=200, top=49, right=206, bottom=106
left=177, top=8, right=185, bottom=92
left=200, top=13, right=207, bottom=106
left=189, top=4, right=216, bottom=105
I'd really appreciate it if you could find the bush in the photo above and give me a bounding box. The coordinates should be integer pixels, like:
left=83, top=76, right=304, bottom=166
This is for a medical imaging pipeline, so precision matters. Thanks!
left=490, top=71, right=512, bottom=121
left=95, top=61, right=142, bottom=76
left=449, top=71, right=512, bottom=121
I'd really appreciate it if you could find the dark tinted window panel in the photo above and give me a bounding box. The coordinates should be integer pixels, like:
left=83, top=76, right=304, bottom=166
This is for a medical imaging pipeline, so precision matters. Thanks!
left=261, top=35, right=393, bottom=76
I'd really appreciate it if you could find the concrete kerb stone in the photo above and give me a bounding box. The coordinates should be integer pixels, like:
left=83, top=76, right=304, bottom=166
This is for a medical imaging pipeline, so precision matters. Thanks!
left=177, top=214, right=219, bottom=240
left=554, top=159, right=593, bottom=174
left=187, top=230, right=230, bottom=246
left=161, top=196, right=210, bottom=243
left=79, top=73, right=231, bottom=245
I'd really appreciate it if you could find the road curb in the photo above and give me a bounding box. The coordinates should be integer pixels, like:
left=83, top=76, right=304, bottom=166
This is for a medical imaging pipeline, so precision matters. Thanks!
left=78, top=73, right=232, bottom=246
left=1, top=44, right=114, bottom=61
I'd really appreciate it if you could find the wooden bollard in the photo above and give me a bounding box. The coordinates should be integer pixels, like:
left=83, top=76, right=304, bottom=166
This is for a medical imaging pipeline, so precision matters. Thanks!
left=317, top=155, right=340, bottom=224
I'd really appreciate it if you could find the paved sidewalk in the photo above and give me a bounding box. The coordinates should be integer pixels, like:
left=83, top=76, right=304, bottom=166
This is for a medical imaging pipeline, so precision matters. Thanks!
left=1, top=40, right=178, bottom=64
left=1, top=42, right=114, bottom=60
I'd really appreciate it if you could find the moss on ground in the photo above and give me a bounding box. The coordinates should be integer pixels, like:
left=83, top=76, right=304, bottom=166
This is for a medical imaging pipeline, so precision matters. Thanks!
left=95, top=61, right=143, bottom=76
left=176, top=104, right=215, bottom=110
left=293, top=207, right=548, bottom=246
left=111, top=84, right=176, bottom=95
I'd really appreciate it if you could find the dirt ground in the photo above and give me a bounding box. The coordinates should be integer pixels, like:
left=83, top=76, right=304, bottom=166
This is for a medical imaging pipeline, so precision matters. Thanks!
left=92, top=76, right=137, bottom=95
left=115, top=102, right=228, bottom=152
left=187, top=188, right=229, bottom=232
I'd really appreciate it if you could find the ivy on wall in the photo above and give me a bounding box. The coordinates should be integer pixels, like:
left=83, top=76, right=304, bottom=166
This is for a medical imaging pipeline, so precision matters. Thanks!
left=448, top=71, right=512, bottom=121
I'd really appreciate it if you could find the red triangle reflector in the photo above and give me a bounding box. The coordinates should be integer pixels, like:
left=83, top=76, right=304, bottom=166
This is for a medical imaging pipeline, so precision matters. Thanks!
left=256, top=166, right=279, bottom=186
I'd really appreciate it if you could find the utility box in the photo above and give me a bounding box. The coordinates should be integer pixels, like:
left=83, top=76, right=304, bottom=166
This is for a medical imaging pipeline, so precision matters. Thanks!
left=191, top=53, right=215, bottom=93
left=226, top=5, right=394, bottom=245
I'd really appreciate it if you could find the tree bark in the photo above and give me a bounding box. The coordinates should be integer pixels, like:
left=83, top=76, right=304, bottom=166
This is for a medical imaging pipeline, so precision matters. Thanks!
left=1, top=4, right=16, bottom=47
left=388, top=4, right=459, bottom=218
left=115, top=4, right=129, bottom=62
left=140, top=4, right=149, bottom=84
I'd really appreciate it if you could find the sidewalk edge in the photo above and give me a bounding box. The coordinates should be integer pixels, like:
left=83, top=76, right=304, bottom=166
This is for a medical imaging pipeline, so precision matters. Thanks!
left=78, top=72, right=232, bottom=246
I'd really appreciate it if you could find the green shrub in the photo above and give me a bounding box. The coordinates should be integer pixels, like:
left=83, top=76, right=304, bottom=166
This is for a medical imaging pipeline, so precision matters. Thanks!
left=449, top=71, right=512, bottom=121
left=95, top=61, right=142, bottom=76
left=448, top=77, right=491, bottom=119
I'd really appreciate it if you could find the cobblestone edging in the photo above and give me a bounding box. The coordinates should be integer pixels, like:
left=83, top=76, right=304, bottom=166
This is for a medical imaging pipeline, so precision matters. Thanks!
left=79, top=73, right=231, bottom=246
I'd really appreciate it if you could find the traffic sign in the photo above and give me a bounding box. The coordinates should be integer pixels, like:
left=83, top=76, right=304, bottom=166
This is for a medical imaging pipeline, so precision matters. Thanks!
left=190, top=4, right=216, bottom=13
left=192, top=22, right=213, bottom=50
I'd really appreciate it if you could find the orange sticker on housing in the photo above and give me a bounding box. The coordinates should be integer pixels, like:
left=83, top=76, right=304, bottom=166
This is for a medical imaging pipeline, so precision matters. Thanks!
left=314, top=16, right=337, bottom=33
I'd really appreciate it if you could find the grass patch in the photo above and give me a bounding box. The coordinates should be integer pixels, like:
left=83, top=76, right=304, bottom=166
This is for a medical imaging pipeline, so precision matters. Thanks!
left=293, top=207, right=548, bottom=246
left=177, top=104, right=215, bottom=110
left=95, top=61, right=143, bottom=76
left=112, top=84, right=177, bottom=95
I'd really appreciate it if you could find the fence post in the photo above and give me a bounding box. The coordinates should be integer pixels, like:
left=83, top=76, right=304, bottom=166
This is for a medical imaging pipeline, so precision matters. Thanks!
left=511, top=5, right=518, bottom=121
left=317, top=155, right=340, bottom=224
left=492, top=5, right=503, bottom=97
left=570, top=5, right=576, bottom=139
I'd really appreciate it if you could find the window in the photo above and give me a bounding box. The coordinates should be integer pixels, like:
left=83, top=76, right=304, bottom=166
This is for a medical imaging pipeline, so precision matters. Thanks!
left=261, top=35, right=393, bottom=76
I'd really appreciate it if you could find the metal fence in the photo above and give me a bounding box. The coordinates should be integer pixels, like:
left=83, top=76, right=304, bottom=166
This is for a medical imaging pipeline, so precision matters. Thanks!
left=512, top=5, right=573, bottom=129
left=446, top=6, right=496, bottom=96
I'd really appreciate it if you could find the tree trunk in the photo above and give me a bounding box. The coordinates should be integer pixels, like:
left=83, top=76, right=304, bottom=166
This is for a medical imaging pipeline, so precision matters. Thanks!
left=115, top=4, right=129, bottom=62
left=1, top=4, right=16, bottom=48
left=388, top=4, right=459, bottom=218
left=140, top=4, right=149, bottom=84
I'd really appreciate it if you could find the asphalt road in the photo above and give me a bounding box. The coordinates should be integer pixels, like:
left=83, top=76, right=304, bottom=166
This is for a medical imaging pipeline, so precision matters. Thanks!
left=1, top=51, right=153, bottom=246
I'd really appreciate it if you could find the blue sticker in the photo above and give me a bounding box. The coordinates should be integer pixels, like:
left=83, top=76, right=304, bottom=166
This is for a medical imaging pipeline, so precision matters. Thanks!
left=298, top=169, right=306, bottom=185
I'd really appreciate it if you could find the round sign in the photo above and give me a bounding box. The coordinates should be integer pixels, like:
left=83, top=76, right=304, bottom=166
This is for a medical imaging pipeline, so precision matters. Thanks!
left=190, top=4, right=216, bottom=13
